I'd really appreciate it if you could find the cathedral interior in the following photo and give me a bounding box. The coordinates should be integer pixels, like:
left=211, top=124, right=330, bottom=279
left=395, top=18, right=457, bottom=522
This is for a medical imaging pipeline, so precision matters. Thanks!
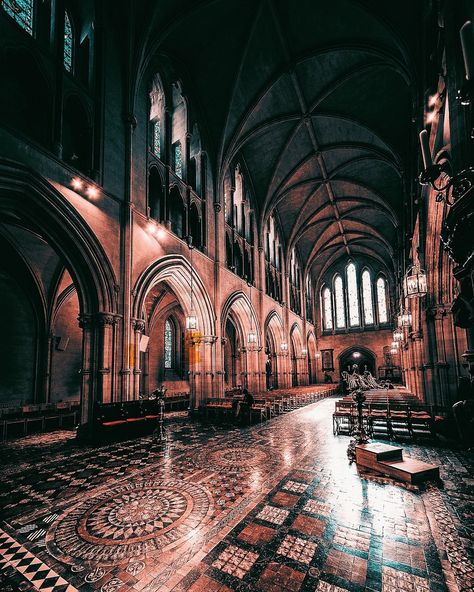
left=0, top=1, right=474, bottom=591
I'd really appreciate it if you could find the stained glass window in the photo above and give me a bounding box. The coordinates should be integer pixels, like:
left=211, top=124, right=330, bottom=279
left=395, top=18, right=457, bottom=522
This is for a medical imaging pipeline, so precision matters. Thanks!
left=164, top=319, right=173, bottom=369
left=377, top=277, right=388, bottom=323
left=361, top=270, right=374, bottom=325
left=2, top=0, right=34, bottom=34
left=64, top=10, right=73, bottom=72
left=334, top=275, right=346, bottom=328
left=322, top=287, right=333, bottom=330
left=152, top=119, right=161, bottom=158
left=346, top=263, right=360, bottom=326
left=174, top=142, right=182, bottom=178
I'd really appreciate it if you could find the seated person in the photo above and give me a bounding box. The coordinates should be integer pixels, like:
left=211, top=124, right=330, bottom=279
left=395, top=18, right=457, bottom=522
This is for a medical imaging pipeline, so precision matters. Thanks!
left=235, top=388, right=254, bottom=418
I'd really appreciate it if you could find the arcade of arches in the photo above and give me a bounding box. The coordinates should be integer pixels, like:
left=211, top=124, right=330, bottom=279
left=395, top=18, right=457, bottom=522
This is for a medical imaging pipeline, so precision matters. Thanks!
left=1, top=2, right=474, bottom=592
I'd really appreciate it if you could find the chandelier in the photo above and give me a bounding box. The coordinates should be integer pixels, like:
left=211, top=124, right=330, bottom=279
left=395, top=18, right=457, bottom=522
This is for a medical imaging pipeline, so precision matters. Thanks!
left=403, top=264, right=427, bottom=298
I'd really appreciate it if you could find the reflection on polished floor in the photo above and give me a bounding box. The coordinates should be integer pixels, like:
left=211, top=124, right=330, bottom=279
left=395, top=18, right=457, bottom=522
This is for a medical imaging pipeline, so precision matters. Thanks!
left=1, top=398, right=473, bottom=592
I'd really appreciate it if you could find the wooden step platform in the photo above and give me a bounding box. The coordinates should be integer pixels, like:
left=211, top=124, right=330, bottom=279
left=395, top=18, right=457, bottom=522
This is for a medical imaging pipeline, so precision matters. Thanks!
left=356, top=443, right=440, bottom=485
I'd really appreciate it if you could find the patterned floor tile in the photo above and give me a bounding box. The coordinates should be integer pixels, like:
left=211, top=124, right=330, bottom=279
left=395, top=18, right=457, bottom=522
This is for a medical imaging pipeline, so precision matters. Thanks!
left=382, top=565, right=430, bottom=591
left=256, top=561, right=305, bottom=591
left=237, top=523, right=276, bottom=545
left=256, top=505, right=289, bottom=525
left=1, top=398, right=473, bottom=592
left=276, top=534, right=317, bottom=565
left=212, top=544, right=258, bottom=579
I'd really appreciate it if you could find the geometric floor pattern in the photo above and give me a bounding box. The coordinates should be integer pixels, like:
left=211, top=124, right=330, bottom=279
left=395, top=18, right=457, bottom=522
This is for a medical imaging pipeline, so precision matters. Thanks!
left=1, top=398, right=473, bottom=591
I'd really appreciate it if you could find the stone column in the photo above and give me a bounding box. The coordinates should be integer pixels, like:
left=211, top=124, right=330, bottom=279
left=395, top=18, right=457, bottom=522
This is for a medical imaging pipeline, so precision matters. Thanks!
left=131, top=319, right=145, bottom=400
left=78, top=314, right=95, bottom=425
left=202, top=335, right=217, bottom=405
left=95, top=313, right=118, bottom=404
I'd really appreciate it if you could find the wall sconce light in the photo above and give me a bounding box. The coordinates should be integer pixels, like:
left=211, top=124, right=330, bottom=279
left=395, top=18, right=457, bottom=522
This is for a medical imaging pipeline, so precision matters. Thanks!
left=301, top=348, right=307, bottom=357
left=248, top=331, right=257, bottom=344
left=314, top=351, right=321, bottom=359
left=390, top=346, right=398, bottom=355
left=71, top=177, right=83, bottom=191
left=418, top=129, right=474, bottom=205
left=403, top=264, right=427, bottom=298
left=280, top=342, right=288, bottom=352
left=391, top=341, right=399, bottom=350
left=457, top=20, right=474, bottom=106
left=397, top=307, right=412, bottom=328
left=393, top=328, right=404, bottom=342
left=86, top=185, right=99, bottom=199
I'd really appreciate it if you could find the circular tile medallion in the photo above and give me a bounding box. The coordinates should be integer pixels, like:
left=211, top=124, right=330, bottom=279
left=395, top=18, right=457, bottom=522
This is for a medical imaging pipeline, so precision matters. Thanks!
left=195, top=445, right=270, bottom=468
left=46, top=479, right=212, bottom=564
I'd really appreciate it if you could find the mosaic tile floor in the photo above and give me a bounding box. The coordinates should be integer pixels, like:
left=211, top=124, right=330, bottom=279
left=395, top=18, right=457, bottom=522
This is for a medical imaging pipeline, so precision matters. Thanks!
left=1, top=398, right=473, bottom=591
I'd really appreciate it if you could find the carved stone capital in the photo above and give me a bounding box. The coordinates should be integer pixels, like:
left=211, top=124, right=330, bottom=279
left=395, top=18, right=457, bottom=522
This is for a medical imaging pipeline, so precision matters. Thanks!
left=132, top=319, right=146, bottom=333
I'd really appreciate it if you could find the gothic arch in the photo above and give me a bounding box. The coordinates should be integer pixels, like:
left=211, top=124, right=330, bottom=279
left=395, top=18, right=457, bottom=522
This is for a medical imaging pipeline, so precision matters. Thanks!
left=220, top=291, right=261, bottom=348
left=0, top=160, right=117, bottom=315
left=133, top=255, right=215, bottom=337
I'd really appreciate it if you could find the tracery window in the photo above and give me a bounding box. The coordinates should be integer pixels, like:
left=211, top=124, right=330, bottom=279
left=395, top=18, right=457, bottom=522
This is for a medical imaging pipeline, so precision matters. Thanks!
left=152, top=119, right=161, bottom=158
left=334, top=275, right=346, bottom=328
left=173, top=142, right=182, bottom=178
left=346, top=263, right=360, bottom=327
left=322, top=286, right=333, bottom=330
left=376, top=276, right=388, bottom=323
left=164, top=318, right=174, bottom=369
left=289, top=248, right=302, bottom=315
left=264, top=215, right=282, bottom=302
left=305, top=275, right=313, bottom=323
left=2, top=0, right=34, bottom=34
left=362, top=269, right=374, bottom=325
left=64, top=10, right=73, bottom=72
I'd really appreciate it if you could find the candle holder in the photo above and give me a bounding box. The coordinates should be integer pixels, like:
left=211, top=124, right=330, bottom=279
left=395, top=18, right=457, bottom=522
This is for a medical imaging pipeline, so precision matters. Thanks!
left=346, top=387, right=370, bottom=463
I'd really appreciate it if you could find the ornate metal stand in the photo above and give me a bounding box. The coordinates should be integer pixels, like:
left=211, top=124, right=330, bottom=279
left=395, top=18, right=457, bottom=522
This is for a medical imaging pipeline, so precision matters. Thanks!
left=346, top=387, right=370, bottom=463
left=151, top=385, right=167, bottom=443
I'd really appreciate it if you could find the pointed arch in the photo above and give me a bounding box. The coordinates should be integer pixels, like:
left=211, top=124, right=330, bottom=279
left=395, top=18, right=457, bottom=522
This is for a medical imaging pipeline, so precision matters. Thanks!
left=133, top=255, right=215, bottom=337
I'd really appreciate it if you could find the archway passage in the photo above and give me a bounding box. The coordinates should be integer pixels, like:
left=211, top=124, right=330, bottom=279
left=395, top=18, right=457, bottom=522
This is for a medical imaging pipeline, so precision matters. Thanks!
left=141, top=282, right=188, bottom=396
left=339, top=347, right=376, bottom=378
left=0, top=162, right=117, bottom=425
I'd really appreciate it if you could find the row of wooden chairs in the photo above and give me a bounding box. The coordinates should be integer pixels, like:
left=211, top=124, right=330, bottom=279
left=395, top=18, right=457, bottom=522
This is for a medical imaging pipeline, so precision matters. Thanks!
left=0, top=401, right=79, bottom=441
left=333, top=400, right=441, bottom=440
left=204, top=386, right=339, bottom=424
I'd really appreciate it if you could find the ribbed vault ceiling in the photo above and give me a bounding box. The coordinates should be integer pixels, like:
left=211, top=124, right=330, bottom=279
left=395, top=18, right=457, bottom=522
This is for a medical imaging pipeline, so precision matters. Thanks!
left=138, top=0, right=421, bottom=282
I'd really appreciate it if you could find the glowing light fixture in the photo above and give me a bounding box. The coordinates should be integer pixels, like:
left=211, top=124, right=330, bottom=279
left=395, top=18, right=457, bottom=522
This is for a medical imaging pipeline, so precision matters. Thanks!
left=393, top=328, right=404, bottom=342
left=397, top=307, right=412, bottom=328
left=86, top=185, right=99, bottom=199
left=353, top=351, right=361, bottom=359
left=280, top=342, right=288, bottom=352
left=390, top=346, right=398, bottom=355
left=71, top=177, right=83, bottom=191
left=403, top=264, right=427, bottom=298
left=301, top=348, right=307, bottom=357
left=391, top=341, right=399, bottom=349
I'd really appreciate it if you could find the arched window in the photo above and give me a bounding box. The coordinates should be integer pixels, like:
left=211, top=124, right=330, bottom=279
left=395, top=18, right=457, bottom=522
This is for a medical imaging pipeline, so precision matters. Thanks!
left=173, top=142, right=183, bottom=178
left=377, top=277, right=388, bottom=323
left=346, top=263, right=360, bottom=326
left=164, top=318, right=174, bottom=369
left=334, top=275, right=346, bottom=328
left=322, top=287, right=333, bottom=330
left=152, top=120, right=161, bottom=158
left=149, top=75, right=165, bottom=159
left=64, top=10, right=73, bottom=72
left=2, top=0, right=34, bottom=35
left=362, top=269, right=374, bottom=325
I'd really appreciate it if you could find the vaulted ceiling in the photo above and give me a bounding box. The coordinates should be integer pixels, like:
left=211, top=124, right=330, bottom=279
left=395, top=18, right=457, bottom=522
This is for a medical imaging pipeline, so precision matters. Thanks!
left=138, top=0, right=422, bottom=282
